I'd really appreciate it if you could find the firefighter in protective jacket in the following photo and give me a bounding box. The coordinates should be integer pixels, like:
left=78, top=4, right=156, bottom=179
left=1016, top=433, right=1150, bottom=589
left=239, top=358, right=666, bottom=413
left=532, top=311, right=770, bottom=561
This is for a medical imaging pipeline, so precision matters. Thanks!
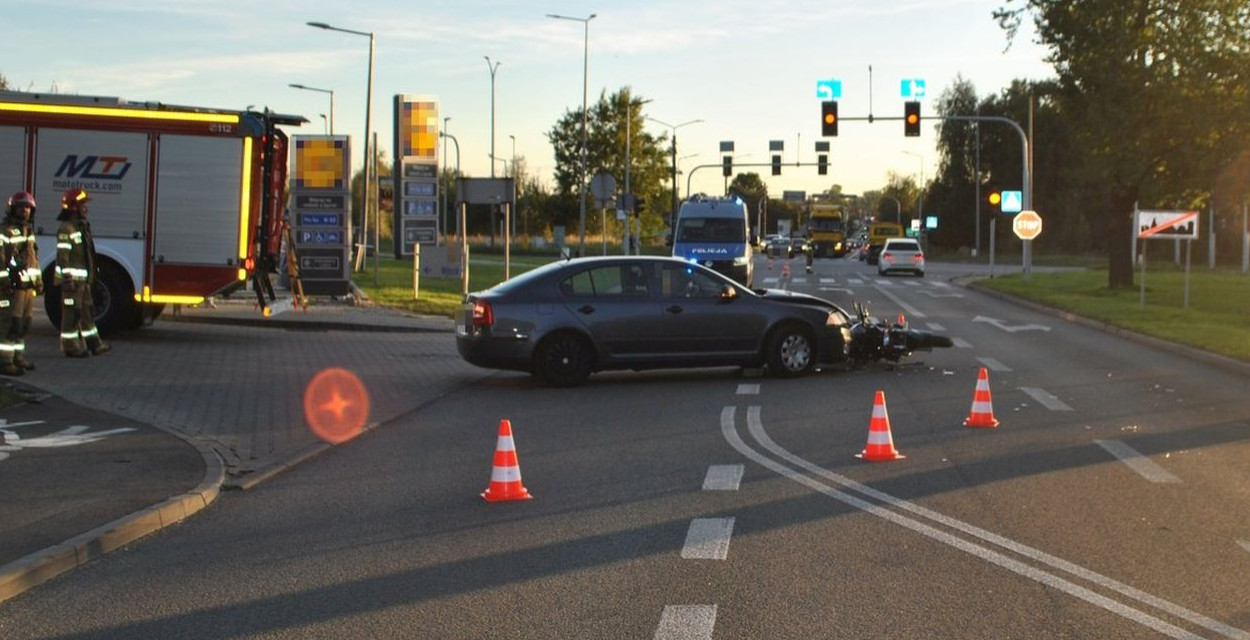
left=55, top=188, right=110, bottom=357
left=0, top=191, right=43, bottom=375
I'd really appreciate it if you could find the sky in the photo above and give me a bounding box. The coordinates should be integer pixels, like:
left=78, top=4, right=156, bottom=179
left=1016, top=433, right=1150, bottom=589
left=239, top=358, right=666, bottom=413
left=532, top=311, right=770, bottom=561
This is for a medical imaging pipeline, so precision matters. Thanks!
left=3, top=0, right=1054, bottom=202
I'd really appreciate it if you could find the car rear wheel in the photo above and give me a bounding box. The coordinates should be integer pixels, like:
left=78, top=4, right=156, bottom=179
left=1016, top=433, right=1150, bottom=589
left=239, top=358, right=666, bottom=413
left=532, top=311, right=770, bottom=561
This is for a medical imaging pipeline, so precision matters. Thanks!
left=767, top=325, right=816, bottom=378
left=534, top=332, right=595, bottom=387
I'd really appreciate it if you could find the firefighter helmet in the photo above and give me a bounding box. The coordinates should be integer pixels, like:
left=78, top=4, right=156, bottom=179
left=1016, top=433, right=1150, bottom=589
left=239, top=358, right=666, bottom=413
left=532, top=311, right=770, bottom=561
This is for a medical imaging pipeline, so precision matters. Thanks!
left=61, top=188, right=90, bottom=212
left=6, top=191, right=36, bottom=215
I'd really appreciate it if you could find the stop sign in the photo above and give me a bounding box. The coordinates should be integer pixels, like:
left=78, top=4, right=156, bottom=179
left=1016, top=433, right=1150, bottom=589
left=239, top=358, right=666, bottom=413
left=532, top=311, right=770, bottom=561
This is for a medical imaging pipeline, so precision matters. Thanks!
left=1013, top=210, right=1042, bottom=240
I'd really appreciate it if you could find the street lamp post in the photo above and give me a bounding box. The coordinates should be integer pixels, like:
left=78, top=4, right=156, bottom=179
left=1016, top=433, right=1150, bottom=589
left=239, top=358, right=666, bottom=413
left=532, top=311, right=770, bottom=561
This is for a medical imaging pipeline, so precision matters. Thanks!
left=442, top=117, right=451, bottom=244
left=547, top=12, right=597, bottom=256
left=902, top=150, right=924, bottom=232
left=307, top=21, right=376, bottom=283
left=288, top=83, right=335, bottom=134
left=484, top=57, right=501, bottom=178
left=646, top=116, right=703, bottom=227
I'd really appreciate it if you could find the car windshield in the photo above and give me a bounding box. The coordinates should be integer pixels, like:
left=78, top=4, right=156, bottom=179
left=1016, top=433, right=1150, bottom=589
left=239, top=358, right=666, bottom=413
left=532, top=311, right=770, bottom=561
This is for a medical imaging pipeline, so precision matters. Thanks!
left=675, top=217, right=745, bottom=243
left=809, top=218, right=844, bottom=232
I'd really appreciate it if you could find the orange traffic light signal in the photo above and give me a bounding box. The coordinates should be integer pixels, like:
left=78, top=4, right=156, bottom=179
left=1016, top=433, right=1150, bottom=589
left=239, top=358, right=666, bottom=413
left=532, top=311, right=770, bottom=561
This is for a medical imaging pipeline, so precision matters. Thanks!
left=904, top=101, right=921, bottom=137
left=821, top=101, right=838, bottom=137
left=988, top=191, right=1001, bottom=207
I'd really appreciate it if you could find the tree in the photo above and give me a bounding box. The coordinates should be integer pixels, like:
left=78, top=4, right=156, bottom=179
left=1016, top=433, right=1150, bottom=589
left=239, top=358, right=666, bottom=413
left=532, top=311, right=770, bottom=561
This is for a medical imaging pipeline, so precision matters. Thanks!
left=997, top=0, right=1250, bottom=287
left=546, top=87, right=670, bottom=245
left=729, top=172, right=768, bottom=233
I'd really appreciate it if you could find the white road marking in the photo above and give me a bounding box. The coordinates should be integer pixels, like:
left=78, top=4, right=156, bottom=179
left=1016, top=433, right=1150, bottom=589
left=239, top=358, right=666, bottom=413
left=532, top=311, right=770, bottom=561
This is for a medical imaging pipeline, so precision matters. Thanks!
left=702, top=465, right=744, bottom=491
left=721, top=406, right=1247, bottom=640
left=848, top=278, right=865, bottom=285
left=1238, top=540, right=1250, bottom=554
left=926, top=323, right=946, bottom=332
left=977, top=357, right=1012, bottom=372
left=820, top=278, right=838, bottom=284
left=681, top=518, right=735, bottom=560
left=654, top=605, right=717, bottom=640
left=736, top=383, right=760, bottom=395
left=952, top=337, right=973, bottom=349
left=1020, top=387, right=1074, bottom=411
left=973, top=315, right=1052, bottom=332
left=1094, top=440, right=1182, bottom=484
left=871, top=285, right=925, bottom=318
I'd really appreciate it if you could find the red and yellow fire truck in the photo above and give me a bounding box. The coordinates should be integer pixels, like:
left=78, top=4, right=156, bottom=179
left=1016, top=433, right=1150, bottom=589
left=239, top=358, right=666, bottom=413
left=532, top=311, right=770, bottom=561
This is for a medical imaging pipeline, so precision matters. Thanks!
left=0, top=91, right=304, bottom=333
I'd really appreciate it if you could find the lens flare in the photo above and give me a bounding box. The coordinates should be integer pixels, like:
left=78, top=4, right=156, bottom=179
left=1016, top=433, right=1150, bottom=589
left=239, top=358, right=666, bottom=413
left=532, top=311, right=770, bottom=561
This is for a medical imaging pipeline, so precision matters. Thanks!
left=303, top=368, right=370, bottom=444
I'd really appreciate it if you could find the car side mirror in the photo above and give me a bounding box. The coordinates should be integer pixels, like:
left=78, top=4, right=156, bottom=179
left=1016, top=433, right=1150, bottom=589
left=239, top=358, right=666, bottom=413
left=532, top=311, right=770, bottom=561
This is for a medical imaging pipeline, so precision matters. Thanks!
left=719, top=285, right=738, bottom=302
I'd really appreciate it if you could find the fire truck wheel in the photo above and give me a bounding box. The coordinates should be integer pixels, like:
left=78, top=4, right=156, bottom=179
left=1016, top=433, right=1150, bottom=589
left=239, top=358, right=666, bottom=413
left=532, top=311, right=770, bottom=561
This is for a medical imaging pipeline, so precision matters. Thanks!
left=41, top=260, right=140, bottom=336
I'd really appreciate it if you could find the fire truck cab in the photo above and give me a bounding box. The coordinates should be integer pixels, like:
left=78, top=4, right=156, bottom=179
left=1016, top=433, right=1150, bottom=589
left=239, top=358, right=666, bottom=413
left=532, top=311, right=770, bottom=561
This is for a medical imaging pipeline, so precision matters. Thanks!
left=0, top=91, right=304, bottom=333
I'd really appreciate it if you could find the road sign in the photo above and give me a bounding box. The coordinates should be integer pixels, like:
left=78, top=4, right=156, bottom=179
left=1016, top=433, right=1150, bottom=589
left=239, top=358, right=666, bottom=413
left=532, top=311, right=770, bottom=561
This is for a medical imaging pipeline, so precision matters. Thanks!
left=816, top=79, right=842, bottom=100
left=1136, top=210, right=1199, bottom=240
left=1001, top=190, right=1023, bottom=213
left=1013, top=210, right=1042, bottom=240
left=590, top=172, right=616, bottom=207
left=900, top=78, right=926, bottom=99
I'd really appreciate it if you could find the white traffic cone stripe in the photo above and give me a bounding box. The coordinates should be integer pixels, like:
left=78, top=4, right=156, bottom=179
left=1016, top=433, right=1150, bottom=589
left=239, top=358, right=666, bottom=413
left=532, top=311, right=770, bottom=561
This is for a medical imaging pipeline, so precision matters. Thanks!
left=491, top=465, right=523, bottom=482
left=867, top=430, right=893, bottom=445
left=971, top=400, right=993, bottom=411
left=495, top=435, right=515, bottom=451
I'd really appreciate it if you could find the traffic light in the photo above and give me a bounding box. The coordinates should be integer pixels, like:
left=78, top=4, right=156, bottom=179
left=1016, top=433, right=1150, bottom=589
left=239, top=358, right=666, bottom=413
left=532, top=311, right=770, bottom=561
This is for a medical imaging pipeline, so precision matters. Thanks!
left=821, top=101, right=838, bottom=137
left=904, top=101, right=921, bottom=137
left=771, top=154, right=781, bottom=176
left=722, top=155, right=732, bottom=177
left=817, top=154, right=828, bottom=175
left=988, top=191, right=1001, bottom=209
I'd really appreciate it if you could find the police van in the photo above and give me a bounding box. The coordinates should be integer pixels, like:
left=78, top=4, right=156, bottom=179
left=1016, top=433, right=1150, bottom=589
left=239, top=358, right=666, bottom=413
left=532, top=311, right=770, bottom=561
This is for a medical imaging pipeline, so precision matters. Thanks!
left=669, top=195, right=754, bottom=287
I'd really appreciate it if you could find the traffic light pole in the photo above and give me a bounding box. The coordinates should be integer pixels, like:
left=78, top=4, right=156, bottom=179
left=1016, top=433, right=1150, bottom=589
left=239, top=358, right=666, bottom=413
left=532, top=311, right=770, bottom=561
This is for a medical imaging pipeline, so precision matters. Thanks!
left=686, top=161, right=831, bottom=198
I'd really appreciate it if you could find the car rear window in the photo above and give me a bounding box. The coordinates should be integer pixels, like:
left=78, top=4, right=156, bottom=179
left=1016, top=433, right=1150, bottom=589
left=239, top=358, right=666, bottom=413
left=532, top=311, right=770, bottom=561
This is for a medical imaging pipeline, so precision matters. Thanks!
left=886, top=240, right=920, bottom=252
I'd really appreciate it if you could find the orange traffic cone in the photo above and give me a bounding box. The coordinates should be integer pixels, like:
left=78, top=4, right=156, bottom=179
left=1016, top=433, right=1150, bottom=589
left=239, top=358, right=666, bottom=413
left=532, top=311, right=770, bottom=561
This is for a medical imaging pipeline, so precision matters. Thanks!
left=481, top=419, right=533, bottom=502
left=856, top=390, right=905, bottom=462
left=964, top=367, right=1000, bottom=428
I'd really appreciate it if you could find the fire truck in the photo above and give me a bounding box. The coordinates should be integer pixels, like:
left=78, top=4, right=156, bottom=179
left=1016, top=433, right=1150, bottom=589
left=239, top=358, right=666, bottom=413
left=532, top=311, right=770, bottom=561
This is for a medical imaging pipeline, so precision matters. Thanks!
left=0, top=91, right=304, bottom=333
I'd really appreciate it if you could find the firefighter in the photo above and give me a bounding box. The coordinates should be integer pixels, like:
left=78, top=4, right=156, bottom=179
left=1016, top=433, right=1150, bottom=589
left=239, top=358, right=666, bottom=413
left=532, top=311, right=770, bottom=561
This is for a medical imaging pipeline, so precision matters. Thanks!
left=55, top=188, right=110, bottom=357
left=1, top=191, right=43, bottom=375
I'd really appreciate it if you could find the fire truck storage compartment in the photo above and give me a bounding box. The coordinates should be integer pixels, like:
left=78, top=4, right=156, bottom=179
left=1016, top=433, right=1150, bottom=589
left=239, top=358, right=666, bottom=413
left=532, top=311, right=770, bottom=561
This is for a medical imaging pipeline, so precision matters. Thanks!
left=34, top=129, right=148, bottom=239
left=0, top=127, right=25, bottom=186
left=154, top=135, right=246, bottom=266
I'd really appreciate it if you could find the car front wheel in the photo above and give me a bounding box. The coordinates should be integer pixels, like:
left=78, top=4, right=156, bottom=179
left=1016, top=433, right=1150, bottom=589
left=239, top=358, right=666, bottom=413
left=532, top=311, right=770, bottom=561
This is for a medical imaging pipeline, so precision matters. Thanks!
left=534, top=332, right=595, bottom=387
left=767, top=325, right=816, bottom=377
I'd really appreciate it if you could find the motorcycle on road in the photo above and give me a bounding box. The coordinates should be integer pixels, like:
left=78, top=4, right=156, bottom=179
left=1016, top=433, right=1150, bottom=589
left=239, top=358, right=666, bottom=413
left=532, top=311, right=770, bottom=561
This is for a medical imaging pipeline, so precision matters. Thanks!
left=847, top=301, right=953, bottom=369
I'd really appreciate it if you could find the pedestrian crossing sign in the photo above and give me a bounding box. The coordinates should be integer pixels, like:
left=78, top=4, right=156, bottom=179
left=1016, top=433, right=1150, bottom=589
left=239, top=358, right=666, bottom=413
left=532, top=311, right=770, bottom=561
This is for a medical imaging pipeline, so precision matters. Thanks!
left=1000, top=190, right=1023, bottom=213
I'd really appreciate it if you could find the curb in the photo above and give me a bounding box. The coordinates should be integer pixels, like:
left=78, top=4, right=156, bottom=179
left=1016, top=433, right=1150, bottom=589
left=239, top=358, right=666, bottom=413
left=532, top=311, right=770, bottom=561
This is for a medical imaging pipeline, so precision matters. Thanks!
left=0, top=436, right=223, bottom=605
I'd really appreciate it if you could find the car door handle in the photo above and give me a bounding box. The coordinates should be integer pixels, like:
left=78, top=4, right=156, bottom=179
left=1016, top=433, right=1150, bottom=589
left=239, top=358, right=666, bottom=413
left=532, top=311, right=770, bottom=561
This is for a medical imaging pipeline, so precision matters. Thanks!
left=577, top=305, right=595, bottom=315
left=666, top=305, right=684, bottom=314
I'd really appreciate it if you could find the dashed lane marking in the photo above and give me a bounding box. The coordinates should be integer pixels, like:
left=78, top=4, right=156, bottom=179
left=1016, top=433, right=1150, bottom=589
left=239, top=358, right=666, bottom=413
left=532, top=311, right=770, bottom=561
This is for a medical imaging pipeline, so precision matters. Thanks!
left=1020, top=387, right=1074, bottom=411
left=681, top=518, right=735, bottom=560
left=1094, top=439, right=1183, bottom=484
left=702, top=465, right=744, bottom=491
left=653, top=604, right=717, bottom=640
left=977, top=357, right=1012, bottom=372
left=736, top=383, right=760, bottom=395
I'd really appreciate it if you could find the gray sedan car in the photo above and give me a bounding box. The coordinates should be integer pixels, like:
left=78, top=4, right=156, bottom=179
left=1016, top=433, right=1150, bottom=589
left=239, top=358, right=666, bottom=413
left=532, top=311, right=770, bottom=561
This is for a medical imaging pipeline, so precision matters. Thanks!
left=455, top=256, right=854, bottom=386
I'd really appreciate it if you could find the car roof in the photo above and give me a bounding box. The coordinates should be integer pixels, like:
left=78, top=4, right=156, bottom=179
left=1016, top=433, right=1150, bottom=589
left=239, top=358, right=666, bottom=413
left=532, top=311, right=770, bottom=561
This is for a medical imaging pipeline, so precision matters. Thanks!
left=883, top=238, right=920, bottom=247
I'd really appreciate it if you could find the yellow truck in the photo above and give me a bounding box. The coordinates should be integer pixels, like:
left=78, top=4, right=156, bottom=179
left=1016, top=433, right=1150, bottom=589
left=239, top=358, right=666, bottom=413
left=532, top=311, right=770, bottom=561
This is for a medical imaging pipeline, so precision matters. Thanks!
left=807, top=204, right=847, bottom=258
left=865, top=222, right=905, bottom=265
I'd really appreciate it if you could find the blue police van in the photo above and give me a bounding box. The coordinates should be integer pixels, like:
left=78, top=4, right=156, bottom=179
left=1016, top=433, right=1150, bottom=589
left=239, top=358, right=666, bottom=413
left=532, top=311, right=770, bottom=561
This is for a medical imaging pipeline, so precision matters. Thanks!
left=670, top=195, right=754, bottom=287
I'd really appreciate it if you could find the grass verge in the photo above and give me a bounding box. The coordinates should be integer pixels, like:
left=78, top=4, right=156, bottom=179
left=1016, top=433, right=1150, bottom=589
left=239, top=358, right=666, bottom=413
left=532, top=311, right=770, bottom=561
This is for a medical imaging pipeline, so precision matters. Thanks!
left=976, top=266, right=1250, bottom=362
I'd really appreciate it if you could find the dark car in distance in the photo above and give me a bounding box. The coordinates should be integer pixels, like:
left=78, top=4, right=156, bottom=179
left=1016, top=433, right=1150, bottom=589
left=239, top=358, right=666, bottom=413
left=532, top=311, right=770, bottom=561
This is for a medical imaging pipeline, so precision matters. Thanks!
left=455, top=256, right=854, bottom=386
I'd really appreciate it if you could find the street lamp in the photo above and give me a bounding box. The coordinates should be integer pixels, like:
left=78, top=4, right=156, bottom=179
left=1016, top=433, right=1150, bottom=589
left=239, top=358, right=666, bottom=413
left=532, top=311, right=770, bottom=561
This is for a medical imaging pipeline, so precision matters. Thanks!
left=902, top=151, right=924, bottom=229
left=288, top=83, right=335, bottom=134
left=319, top=114, right=328, bottom=134
left=547, top=12, right=597, bottom=256
left=442, top=117, right=451, bottom=244
left=484, top=56, right=501, bottom=178
left=307, top=20, right=376, bottom=283
left=646, top=116, right=703, bottom=224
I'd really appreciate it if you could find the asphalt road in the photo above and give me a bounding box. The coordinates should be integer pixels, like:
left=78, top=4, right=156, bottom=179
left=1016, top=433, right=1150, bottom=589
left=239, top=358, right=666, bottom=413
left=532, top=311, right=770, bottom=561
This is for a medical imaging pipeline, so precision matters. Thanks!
left=1, top=256, right=1248, bottom=639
